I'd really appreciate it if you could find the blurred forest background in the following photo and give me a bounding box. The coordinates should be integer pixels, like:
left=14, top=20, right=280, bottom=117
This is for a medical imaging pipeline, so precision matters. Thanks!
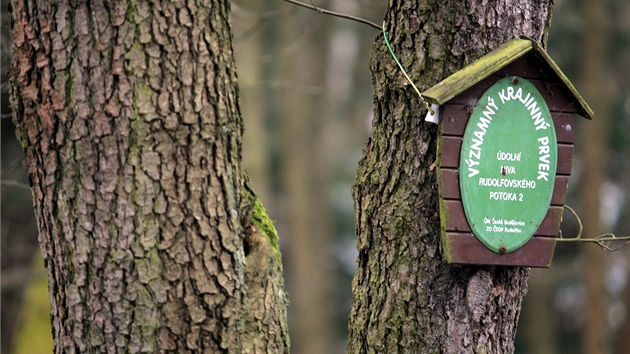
left=1, top=0, right=629, bottom=353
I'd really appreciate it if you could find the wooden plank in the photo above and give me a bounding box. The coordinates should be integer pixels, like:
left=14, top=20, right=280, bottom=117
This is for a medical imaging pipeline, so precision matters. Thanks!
left=552, top=175, right=569, bottom=206
left=444, top=200, right=563, bottom=236
left=537, top=206, right=564, bottom=236
left=421, top=39, right=533, bottom=105
left=557, top=144, right=574, bottom=175
left=438, top=168, right=461, bottom=200
left=441, top=104, right=576, bottom=144
left=422, top=41, right=593, bottom=119
left=443, top=232, right=556, bottom=267
left=439, top=168, right=570, bottom=206
left=492, top=55, right=546, bottom=79
left=439, top=136, right=574, bottom=175
left=443, top=199, right=471, bottom=232
left=442, top=76, right=494, bottom=105
left=553, top=113, right=575, bottom=144
left=439, top=136, right=462, bottom=168
left=441, top=105, right=471, bottom=137
left=445, top=75, right=579, bottom=114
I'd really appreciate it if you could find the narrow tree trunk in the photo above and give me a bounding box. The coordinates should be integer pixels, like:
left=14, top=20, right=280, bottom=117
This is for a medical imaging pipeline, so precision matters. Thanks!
left=278, top=7, right=337, bottom=353
left=9, top=0, right=288, bottom=352
left=619, top=278, right=630, bottom=354
left=348, top=1, right=553, bottom=352
left=579, top=0, right=611, bottom=352
left=236, top=0, right=273, bottom=203
left=520, top=268, right=558, bottom=354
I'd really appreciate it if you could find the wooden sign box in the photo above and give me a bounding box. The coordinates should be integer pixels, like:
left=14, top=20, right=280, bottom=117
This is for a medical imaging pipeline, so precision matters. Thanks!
left=422, top=38, right=594, bottom=267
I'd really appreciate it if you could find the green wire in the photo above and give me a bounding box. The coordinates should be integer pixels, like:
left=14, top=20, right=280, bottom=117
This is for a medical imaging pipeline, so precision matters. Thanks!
left=382, top=21, right=433, bottom=113
left=382, top=22, right=406, bottom=74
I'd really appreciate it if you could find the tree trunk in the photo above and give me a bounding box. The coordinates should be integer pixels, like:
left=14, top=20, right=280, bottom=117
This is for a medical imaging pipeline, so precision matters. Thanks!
left=235, top=0, right=273, bottom=204
left=9, top=0, right=289, bottom=352
left=619, top=278, right=630, bottom=354
left=348, top=1, right=553, bottom=352
left=278, top=7, right=337, bottom=354
left=520, top=268, right=558, bottom=354
left=579, top=0, right=611, bottom=352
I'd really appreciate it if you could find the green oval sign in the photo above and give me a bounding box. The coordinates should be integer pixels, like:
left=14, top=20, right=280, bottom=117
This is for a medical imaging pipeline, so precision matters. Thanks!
left=459, top=77, right=558, bottom=254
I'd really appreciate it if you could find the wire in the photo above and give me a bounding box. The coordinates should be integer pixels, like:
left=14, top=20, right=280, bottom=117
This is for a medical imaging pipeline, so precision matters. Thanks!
left=381, top=22, right=433, bottom=115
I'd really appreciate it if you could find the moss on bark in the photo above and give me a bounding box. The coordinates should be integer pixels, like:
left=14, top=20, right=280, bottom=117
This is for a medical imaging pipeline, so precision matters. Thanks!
left=244, top=178, right=281, bottom=260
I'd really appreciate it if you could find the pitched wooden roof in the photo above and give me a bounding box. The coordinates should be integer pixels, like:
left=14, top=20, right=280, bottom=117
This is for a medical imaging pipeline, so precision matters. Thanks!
left=422, top=37, right=594, bottom=119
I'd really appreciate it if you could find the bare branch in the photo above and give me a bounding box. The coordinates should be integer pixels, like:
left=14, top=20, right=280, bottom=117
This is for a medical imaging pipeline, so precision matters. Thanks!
left=233, top=4, right=297, bottom=41
left=1, top=179, right=30, bottom=189
left=1, top=157, right=25, bottom=178
left=282, top=0, right=380, bottom=30
left=557, top=205, right=630, bottom=251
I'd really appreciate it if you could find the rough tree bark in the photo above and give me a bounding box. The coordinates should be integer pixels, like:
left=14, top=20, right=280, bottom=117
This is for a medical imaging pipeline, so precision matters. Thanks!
left=348, top=1, right=553, bottom=353
left=9, top=0, right=288, bottom=352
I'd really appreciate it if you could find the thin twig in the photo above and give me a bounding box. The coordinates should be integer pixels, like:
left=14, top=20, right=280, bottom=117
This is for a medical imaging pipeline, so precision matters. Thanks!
left=557, top=205, right=630, bottom=251
left=562, top=205, right=583, bottom=240
left=281, top=1, right=434, bottom=114
left=282, top=0, right=380, bottom=30
left=1, top=157, right=25, bottom=178
left=1, top=179, right=30, bottom=190
left=557, top=233, right=630, bottom=252
left=233, top=4, right=296, bottom=41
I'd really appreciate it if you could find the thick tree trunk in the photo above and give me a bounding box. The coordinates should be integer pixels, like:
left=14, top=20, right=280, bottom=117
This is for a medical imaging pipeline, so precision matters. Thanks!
left=9, top=0, right=288, bottom=352
left=348, top=1, right=553, bottom=353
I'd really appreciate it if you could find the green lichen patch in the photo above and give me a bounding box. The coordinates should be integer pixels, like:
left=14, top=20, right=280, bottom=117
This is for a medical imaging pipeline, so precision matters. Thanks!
left=133, top=82, right=155, bottom=115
